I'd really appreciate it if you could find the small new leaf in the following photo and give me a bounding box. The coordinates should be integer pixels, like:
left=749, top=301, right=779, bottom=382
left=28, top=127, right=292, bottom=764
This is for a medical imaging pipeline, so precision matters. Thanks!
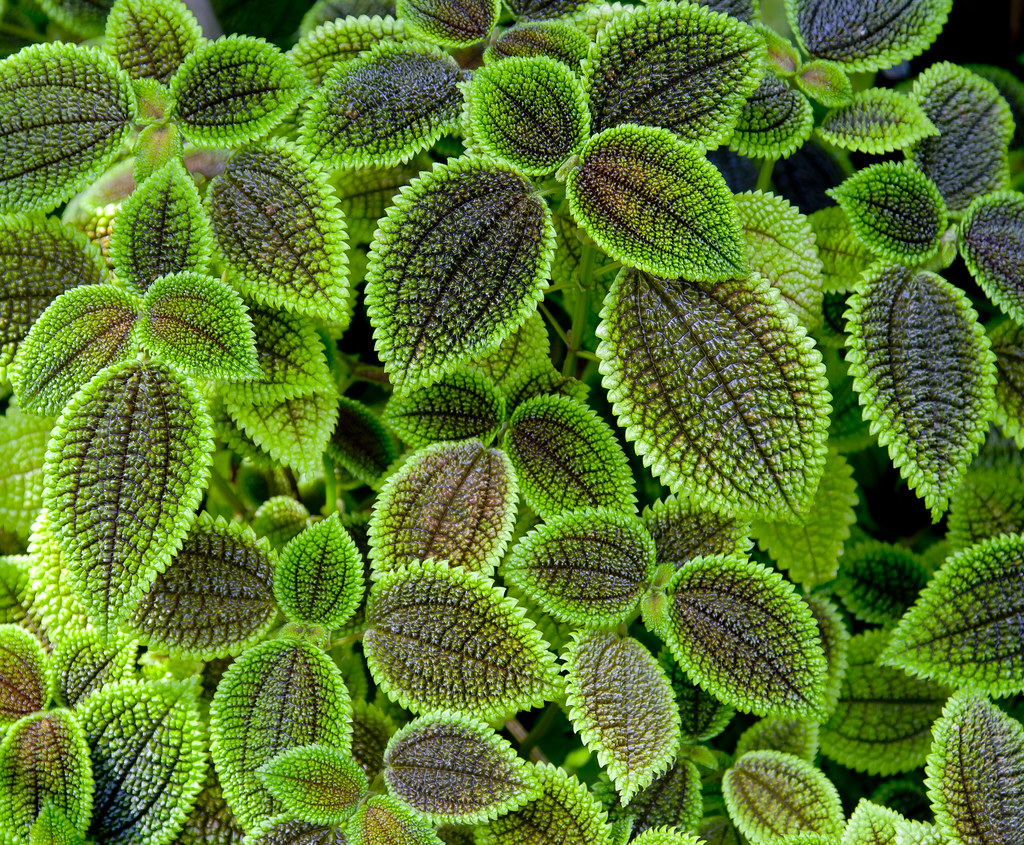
left=960, top=190, right=1024, bottom=325
left=0, top=625, right=50, bottom=726
left=348, top=795, right=443, bottom=845
left=795, top=60, right=852, bottom=108
left=728, top=73, right=814, bottom=160
left=485, top=21, right=590, bottom=68
left=258, top=745, right=368, bottom=827
left=735, top=717, right=819, bottom=761
left=642, top=497, right=750, bottom=570
left=817, top=89, right=938, bottom=154
left=397, top=0, right=499, bottom=46
left=328, top=397, right=401, bottom=487
left=842, top=800, right=905, bottom=845
left=105, top=0, right=203, bottom=84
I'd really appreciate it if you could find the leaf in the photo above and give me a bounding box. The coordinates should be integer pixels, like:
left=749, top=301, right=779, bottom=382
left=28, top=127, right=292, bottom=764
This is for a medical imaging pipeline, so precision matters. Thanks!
left=503, top=393, right=635, bottom=520
left=350, top=700, right=397, bottom=783
left=125, top=513, right=278, bottom=660
left=816, top=89, right=938, bottom=154
left=581, top=2, right=764, bottom=146
left=881, top=532, right=1024, bottom=697
left=34, top=0, right=114, bottom=37
left=735, top=716, right=819, bottom=761
left=642, top=497, right=749, bottom=570
left=925, top=692, right=1024, bottom=845
left=794, top=60, right=852, bottom=108
left=948, top=466, right=1024, bottom=551
left=503, top=508, right=656, bottom=629
left=989, top=321, right=1024, bottom=449
left=0, top=709, right=94, bottom=839
left=366, top=156, right=554, bottom=387
left=369, top=440, right=517, bottom=578
left=171, top=767, right=245, bottom=845
left=396, top=0, right=498, bottom=46
left=105, top=0, right=204, bottom=83
left=25, top=510, right=91, bottom=642
left=628, top=832, right=702, bottom=845
left=820, top=630, right=950, bottom=777
left=363, top=560, right=561, bottom=721
left=565, top=632, right=681, bottom=805
left=968, top=63, right=1024, bottom=148
left=960, top=190, right=1024, bottom=325
left=0, top=625, right=49, bottom=726
left=832, top=541, right=930, bottom=626
left=301, top=40, right=465, bottom=170
left=252, top=496, right=312, bottom=551
left=654, top=554, right=827, bottom=718
left=258, top=745, right=367, bottom=827
left=785, top=0, right=951, bottom=72
left=333, top=156, right=428, bottom=244
left=908, top=63, right=1013, bottom=212
left=607, top=758, right=702, bottom=838
left=80, top=680, right=206, bottom=845
left=0, top=44, right=136, bottom=213
left=804, top=594, right=849, bottom=718
left=43, top=360, right=213, bottom=633
left=476, top=763, right=612, bottom=845
left=484, top=21, right=590, bottom=68
left=29, top=804, right=87, bottom=845
left=207, top=141, right=350, bottom=324
left=0, top=557, right=32, bottom=627
left=697, top=0, right=758, bottom=22
left=845, top=265, right=995, bottom=517
left=728, top=73, right=814, bottom=160
left=50, top=627, right=136, bottom=707
left=0, top=409, right=53, bottom=538
left=210, top=636, right=353, bottom=830
left=348, top=794, right=443, bottom=845
left=328, top=397, right=401, bottom=487
left=289, top=15, right=409, bottom=85
left=841, top=800, right=904, bottom=845
left=659, top=650, right=735, bottom=742
left=171, top=36, right=308, bottom=148
left=597, top=268, right=830, bottom=520
left=567, top=125, right=746, bottom=281
left=808, top=208, right=875, bottom=295
left=722, top=751, right=844, bottom=843
left=244, top=816, right=349, bottom=844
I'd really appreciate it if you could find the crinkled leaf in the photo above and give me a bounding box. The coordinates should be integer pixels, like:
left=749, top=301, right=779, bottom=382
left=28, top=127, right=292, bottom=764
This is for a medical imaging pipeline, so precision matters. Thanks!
left=105, top=0, right=203, bottom=84
left=25, top=510, right=91, bottom=642
left=252, top=497, right=312, bottom=551
left=302, top=0, right=399, bottom=32
left=244, top=816, right=349, bottom=845
left=0, top=410, right=53, bottom=538
left=328, top=397, right=401, bottom=487
left=808, top=206, right=874, bottom=293
left=735, top=716, right=819, bottom=761
left=947, top=466, right=1024, bottom=551
left=469, top=311, right=549, bottom=394
left=628, top=831, right=702, bottom=845
left=817, top=89, right=938, bottom=154
left=290, top=15, right=408, bottom=85
left=258, top=745, right=368, bottom=827
left=396, top=0, right=498, bottom=46
left=29, top=804, right=87, bottom=845
left=960, top=190, right=1024, bottom=324
left=333, top=156, right=428, bottom=244
left=832, top=541, right=930, bottom=626
left=348, top=794, right=442, bottom=845
left=990, top=320, right=1024, bottom=448
left=607, top=758, right=702, bottom=838
left=0, top=557, right=32, bottom=627
left=485, top=21, right=590, bottom=68
left=729, top=73, right=814, bottom=160
left=805, top=594, right=849, bottom=718
left=642, top=497, right=749, bottom=570
left=968, top=64, right=1024, bottom=148
left=842, top=800, right=904, bottom=845
left=158, top=768, right=245, bottom=845
left=366, top=156, right=553, bottom=387
left=0, top=44, right=135, bottom=213
left=0, top=625, right=49, bottom=726
left=697, top=0, right=758, bottom=22
left=597, top=268, right=830, bottom=520
left=795, top=60, right=852, bottom=108
left=351, top=699, right=397, bottom=783
left=659, top=650, right=735, bottom=742
left=50, top=628, right=136, bottom=707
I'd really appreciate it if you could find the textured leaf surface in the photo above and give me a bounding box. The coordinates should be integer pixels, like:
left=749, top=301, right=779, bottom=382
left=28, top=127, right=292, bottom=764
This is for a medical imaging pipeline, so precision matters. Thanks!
left=44, top=360, right=212, bottom=633
left=105, top=0, right=203, bottom=83
left=349, top=794, right=442, bottom=845
left=396, top=0, right=498, bottom=46
left=841, top=800, right=903, bottom=845
left=0, top=411, right=52, bottom=539
left=832, top=542, right=929, bottom=626
left=805, top=594, right=849, bottom=720
left=735, top=716, right=819, bottom=761
left=597, top=268, right=830, bottom=520
left=947, top=466, right=1024, bottom=551
left=243, top=816, right=348, bottom=845
left=0, top=625, right=49, bottom=726
left=961, top=191, right=1024, bottom=325
left=817, top=89, right=937, bottom=154
left=328, top=397, right=400, bottom=487
left=149, top=769, right=244, bottom=845
left=794, top=60, right=852, bottom=108
left=366, top=157, right=553, bottom=387
left=28, top=804, right=87, bottom=845
left=252, top=497, right=312, bottom=551
left=332, top=156, right=427, bottom=244
left=50, top=628, right=136, bottom=707
left=728, top=73, right=813, bottom=160
left=290, top=15, right=408, bottom=85
left=845, top=265, right=995, bottom=517
left=567, top=125, right=746, bottom=281
left=660, top=651, right=735, bottom=742
left=485, top=21, right=590, bottom=67
left=808, top=207, right=874, bottom=293
left=989, top=321, right=1024, bottom=449
left=0, top=44, right=135, bottom=213
left=608, top=758, right=702, bottom=838
left=258, top=745, right=367, bottom=827
left=363, top=560, right=561, bottom=720
left=642, top=497, right=749, bottom=569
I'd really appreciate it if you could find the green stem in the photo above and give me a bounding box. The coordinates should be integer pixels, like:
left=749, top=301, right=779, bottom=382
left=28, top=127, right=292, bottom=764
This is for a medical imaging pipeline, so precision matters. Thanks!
left=538, top=302, right=570, bottom=348
left=520, top=702, right=559, bottom=761
left=757, top=157, right=777, bottom=192
left=562, top=284, right=592, bottom=378
left=208, top=466, right=249, bottom=517
left=0, top=22, right=44, bottom=41
left=322, top=453, right=338, bottom=516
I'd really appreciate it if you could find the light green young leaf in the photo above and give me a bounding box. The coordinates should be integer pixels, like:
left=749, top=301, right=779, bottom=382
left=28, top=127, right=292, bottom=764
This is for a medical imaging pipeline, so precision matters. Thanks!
left=947, top=466, right=1024, bottom=551
left=659, top=649, right=735, bottom=742
left=43, top=360, right=213, bottom=633
left=795, top=60, right=853, bottom=108
left=808, top=206, right=875, bottom=293
left=328, top=397, right=401, bottom=487
left=332, top=156, right=428, bottom=244
left=503, top=393, right=635, bottom=520
left=29, top=804, right=87, bottom=845
left=0, top=409, right=53, bottom=538
left=50, top=628, right=136, bottom=707
left=842, top=800, right=904, bottom=845
left=832, top=541, right=930, bottom=626
left=252, top=496, right=312, bottom=551
left=597, top=268, right=830, bottom=520
left=289, top=15, right=408, bottom=85
left=0, top=45, right=136, bottom=213
left=804, top=594, right=849, bottom=724
left=396, top=0, right=498, bottom=46
left=0, top=625, right=49, bottom=726
left=105, top=0, right=203, bottom=83
left=817, top=89, right=938, bottom=154
left=210, top=636, right=353, bottom=830
left=484, top=20, right=590, bottom=68
left=960, top=190, right=1024, bottom=324
left=628, top=831, right=702, bottom=845
left=34, top=0, right=114, bottom=37
left=844, top=264, right=995, bottom=517
left=607, top=758, right=702, bottom=839
left=25, top=510, right=91, bottom=642
left=735, top=716, right=819, bottom=761
left=728, top=73, right=814, bottom=160
left=642, top=497, right=749, bottom=570
left=0, top=557, right=32, bottom=627
left=258, top=745, right=368, bottom=827
left=348, top=794, right=443, bottom=845
left=363, top=560, right=561, bottom=721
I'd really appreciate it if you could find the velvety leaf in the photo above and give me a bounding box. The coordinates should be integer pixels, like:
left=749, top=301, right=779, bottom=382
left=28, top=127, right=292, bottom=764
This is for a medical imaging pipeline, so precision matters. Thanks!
left=795, top=60, right=853, bottom=108
left=328, top=397, right=401, bottom=487
left=348, top=794, right=442, bottom=845
left=597, top=268, right=830, bottom=520
left=290, top=15, right=408, bottom=85
left=817, top=89, right=938, bottom=154
left=171, top=36, right=308, bottom=148
left=258, top=745, right=367, bottom=827
left=503, top=508, right=656, bottom=629
left=396, top=0, right=498, bottom=46
left=484, top=21, right=590, bottom=68
left=960, top=190, right=1024, bottom=325
left=80, top=680, right=206, bottom=845
left=0, top=625, right=49, bottom=726
left=607, top=758, right=702, bottom=838
left=808, top=207, right=875, bottom=293
left=881, top=532, right=1024, bottom=697
left=363, top=560, right=561, bottom=721
left=503, top=393, right=635, bottom=520
left=947, top=466, right=1024, bottom=551
left=301, top=41, right=465, bottom=170
left=908, top=62, right=1013, bottom=212
left=210, top=636, right=353, bottom=829
left=841, top=800, right=904, bottom=845
left=0, top=409, right=53, bottom=538
left=383, top=712, right=536, bottom=824
left=369, top=440, right=517, bottom=578
left=105, top=0, right=203, bottom=83
left=728, top=73, right=814, bottom=160
left=845, top=264, right=995, bottom=517
left=208, top=141, right=350, bottom=323
left=29, top=804, right=87, bottom=845
left=735, top=716, right=819, bottom=761
left=642, top=497, right=749, bottom=570
left=50, top=627, right=136, bottom=707
left=821, top=630, right=950, bottom=776
left=43, top=360, right=213, bottom=633
left=351, top=699, right=397, bottom=782
left=0, top=44, right=135, bottom=213
left=366, top=157, right=553, bottom=387
left=567, top=125, right=746, bottom=281
left=832, top=541, right=930, bottom=626
left=723, top=751, right=844, bottom=843
left=659, top=650, right=735, bottom=742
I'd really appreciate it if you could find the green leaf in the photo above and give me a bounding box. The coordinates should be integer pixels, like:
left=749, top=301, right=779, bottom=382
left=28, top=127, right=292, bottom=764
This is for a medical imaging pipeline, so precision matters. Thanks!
left=828, top=162, right=947, bottom=263
left=34, top=0, right=114, bottom=37
left=990, top=320, right=1024, bottom=449
left=258, top=745, right=367, bottom=827
left=0, top=625, right=49, bottom=726
left=960, top=190, right=1024, bottom=324
left=804, top=593, right=849, bottom=720
left=581, top=2, right=764, bottom=146
left=0, top=557, right=32, bottom=627
left=845, top=265, right=995, bottom=517
left=735, top=716, right=819, bottom=761
left=0, top=409, right=53, bottom=538
left=947, top=466, right=1024, bottom=551
left=80, top=680, right=206, bottom=845
left=795, top=60, right=852, bottom=108
left=968, top=64, right=1024, bottom=148
left=597, top=268, right=830, bottom=520
left=785, top=0, right=951, bottom=72
left=659, top=650, right=735, bottom=742
left=105, top=0, right=203, bottom=83
left=366, top=156, right=553, bottom=388
left=503, top=393, right=635, bottom=520
left=503, top=508, right=656, bottom=629
left=244, top=816, right=348, bottom=844
left=567, top=125, right=746, bottom=281
left=252, top=496, right=312, bottom=551
left=0, top=709, right=94, bottom=839
left=816, top=89, right=938, bottom=154
left=607, top=758, right=702, bottom=838
left=43, top=360, right=213, bottom=633
left=628, top=831, right=702, bottom=845
left=108, top=159, right=212, bottom=293
left=289, top=15, right=409, bottom=85
left=328, top=397, right=401, bottom=487
left=841, top=800, right=904, bottom=845
left=832, top=541, right=930, bottom=626
left=25, top=510, right=91, bottom=642
left=925, top=692, right=1024, bottom=845
left=728, top=73, right=814, bottom=160
left=484, top=21, right=590, bottom=68
left=808, top=206, right=875, bottom=293
left=654, top=554, right=827, bottom=718
left=301, top=41, right=465, bottom=170
left=642, top=497, right=749, bottom=570
left=207, top=141, right=350, bottom=324
left=369, top=440, right=517, bottom=578
left=881, top=532, right=1024, bottom=697
left=565, top=632, right=681, bottom=805
left=383, top=712, right=536, bottom=824
left=171, top=36, right=308, bottom=148
left=476, top=763, right=612, bottom=845
left=396, top=0, right=498, bottom=46
left=351, top=700, right=397, bottom=783
left=363, top=560, right=561, bottom=721
left=469, top=311, right=549, bottom=395
left=50, top=627, right=136, bottom=707
left=0, top=44, right=136, bottom=213
left=908, top=62, right=1014, bottom=212
left=723, top=751, right=844, bottom=843
left=348, top=794, right=443, bottom=845
left=333, top=156, right=428, bottom=244
left=29, top=804, right=87, bottom=845
left=210, top=636, right=353, bottom=830
left=820, top=630, right=950, bottom=777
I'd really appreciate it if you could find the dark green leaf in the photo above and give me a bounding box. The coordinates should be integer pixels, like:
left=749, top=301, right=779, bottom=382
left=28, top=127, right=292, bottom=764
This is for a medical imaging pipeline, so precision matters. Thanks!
left=50, top=628, right=136, bottom=707
left=105, top=0, right=203, bottom=83
left=832, top=541, right=930, bottom=626
left=347, top=794, right=442, bottom=845
left=158, top=768, right=245, bottom=845
left=252, top=496, right=312, bottom=551
left=816, top=88, right=938, bottom=154
left=804, top=594, right=849, bottom=719
left=484, top=21, right=590, bottom=68
left=328, top=397, right=401, bottom=487
left=960, top=190, right=1024, bottom=325
left=697, top=0, right=758, bottom=22
left=244, top=816, right=349, bottom=844
left=990, top=320, right=1024, bottom=449
left=351, top=699, right=397, bottom=783
left=289, top=15, right=409, bottom=85
left=0, top=409, right=53, bottom=538
left=947, top=466, right=1024, bottom=551
left=968, top=64, right=1024, bottom=148
left=642, top=497, right=749, bottom=570
left=659, top=649, right=735, bottom=742
left=607, top=757, right=702, bottom=838
left=735, top=716, right=819, bottom=761
left=258, top=745, right=367, bottom=827
left=0, top=625, right=50, bottom=726
left=728, top=73, right=814, bottom=160
left=396, top=0, right=498, bottom=46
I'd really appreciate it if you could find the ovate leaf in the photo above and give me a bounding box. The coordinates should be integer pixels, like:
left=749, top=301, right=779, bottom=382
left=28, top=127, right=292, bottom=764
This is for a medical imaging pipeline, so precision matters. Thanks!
left=484, top=21, right=590, bottom=68
left=794, top=60, right=852, bottom=108
left=105, top=0, right=203, bottom=83
left=244, top=816, right=349, bottom=845
left=258, top=745, right=368, bottom=827
left=29, top=804, right=87, bottom=845
left=660, top=650, right=735, bottom=742
left=50, top=628, right=136, bottom=707
left=808, top=206, right=874, bottom=293
left=396, top=0, right=498, bottom=47
left=960, top=190, right=1024, bottom=325
left=328, top=397, right=401, bottom=487
left=252, top=496, right=312, bottom=551
left=947, top=466, right=1024, bottom=551
left=842, top=800, right=904, bottom=845
left=832, top=541, right=930, bottom=626
left=348, top=795, right=442, bottom=845
left=333, top=156, right=427, bottom=244
left=289, top=15, right=409, bottom=85
left=728, top=73, right=814, bottom=160
left=642, top=497, right=749, bottom=569
left=0, top=625, right=49, bottom=726
left=0, top=410, right=53, bottom=538
left=817, top=89, right=938, bottom=154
